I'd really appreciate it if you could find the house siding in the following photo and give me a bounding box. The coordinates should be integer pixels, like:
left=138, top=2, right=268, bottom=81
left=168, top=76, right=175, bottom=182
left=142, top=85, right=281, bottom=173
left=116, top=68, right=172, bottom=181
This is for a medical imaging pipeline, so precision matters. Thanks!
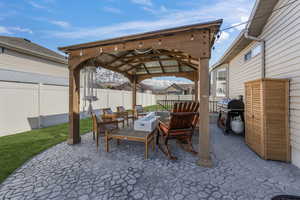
left=0, top=48, right=68, bottom=79
left=227, top=0, right=300, bottom=167
left=228, top=41, right=262, bottom=98
left=261, top=0, right=300, bottom=167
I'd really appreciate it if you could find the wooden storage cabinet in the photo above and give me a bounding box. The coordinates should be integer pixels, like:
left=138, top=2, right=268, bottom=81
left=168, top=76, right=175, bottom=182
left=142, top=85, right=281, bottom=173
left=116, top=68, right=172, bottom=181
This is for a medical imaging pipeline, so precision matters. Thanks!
left=245, top=79, right=290, bottom=162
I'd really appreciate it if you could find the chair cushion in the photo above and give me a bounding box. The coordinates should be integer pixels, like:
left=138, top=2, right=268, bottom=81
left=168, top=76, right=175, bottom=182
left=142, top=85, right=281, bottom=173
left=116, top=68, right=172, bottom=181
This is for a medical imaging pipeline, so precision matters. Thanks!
left=118, top=106, right=125, bottom=112
left=105, top=109, right=113, bottom=114
left=135, top=105, right=143, bottom=112
left=159, top=122, right=170, bottom=134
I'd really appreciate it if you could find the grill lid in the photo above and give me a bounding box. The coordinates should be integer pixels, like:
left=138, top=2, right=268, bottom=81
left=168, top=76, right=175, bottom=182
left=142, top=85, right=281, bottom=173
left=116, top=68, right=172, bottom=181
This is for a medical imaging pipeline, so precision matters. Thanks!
left=217, top=98, right=244, bottom=110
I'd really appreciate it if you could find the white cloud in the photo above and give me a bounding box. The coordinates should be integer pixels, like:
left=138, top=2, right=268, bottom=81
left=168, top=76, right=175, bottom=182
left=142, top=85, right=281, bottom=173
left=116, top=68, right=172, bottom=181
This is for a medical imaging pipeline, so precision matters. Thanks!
left=10, top=27, right=33, bottom=34
left=142, top=5, right=168, bottom=14
left=217, top=31, right=230, bottom=43
left=28, top=1, right=46, bottom=9
left=27, top=0, right=53, bottom=12
left=50, top=0, right=254, bottom=40
left=231, top=15, right=249, bottom=31
left=103, top=6, right=122, bottom=14
left=0, top=26, right=33, bottom=34
left=130, top=0, right=152, bottom=7
left=0, top=26, right=11, bottom=34
left=50, top=20, right=71, bottom=29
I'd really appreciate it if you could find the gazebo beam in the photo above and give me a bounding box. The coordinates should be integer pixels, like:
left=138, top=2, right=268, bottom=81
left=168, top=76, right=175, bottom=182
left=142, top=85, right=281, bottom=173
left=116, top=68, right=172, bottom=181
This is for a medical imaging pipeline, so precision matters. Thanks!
left=106, top=51, right=133, bottom=65
left=124, top=63, right=142, bottom=72
left=142, top=63, right=150, bottom=74
left=157, top=56, right=165, bottom=73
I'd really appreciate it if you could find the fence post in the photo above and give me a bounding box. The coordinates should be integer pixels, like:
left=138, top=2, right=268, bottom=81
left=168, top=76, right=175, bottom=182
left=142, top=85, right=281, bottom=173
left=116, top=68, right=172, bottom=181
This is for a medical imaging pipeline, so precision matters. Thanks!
left=106, top=90, right=109, bottom=108
left=37, top=83, right=42, bottom=129
left=122, top=90, right=125, bottom=108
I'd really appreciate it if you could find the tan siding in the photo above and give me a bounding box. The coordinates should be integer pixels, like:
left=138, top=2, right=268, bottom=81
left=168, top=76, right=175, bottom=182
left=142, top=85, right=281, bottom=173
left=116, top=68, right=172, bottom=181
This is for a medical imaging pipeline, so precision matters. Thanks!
left=228, top=41, right=262, bottom=98
left=261, top=0, right=300, bottom=167
left=227, top=0, right=300, bottom=167
left=0, top=49, right=68, bottom=78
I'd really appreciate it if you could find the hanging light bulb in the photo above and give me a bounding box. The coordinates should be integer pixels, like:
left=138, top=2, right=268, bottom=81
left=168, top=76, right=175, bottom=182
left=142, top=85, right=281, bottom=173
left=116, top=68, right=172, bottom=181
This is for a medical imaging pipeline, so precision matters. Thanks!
left=190, top=34, right=194, bottom=41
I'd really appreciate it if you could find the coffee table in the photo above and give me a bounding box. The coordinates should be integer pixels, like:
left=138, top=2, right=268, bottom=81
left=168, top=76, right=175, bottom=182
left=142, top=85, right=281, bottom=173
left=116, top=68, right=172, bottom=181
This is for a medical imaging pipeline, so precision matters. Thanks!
left=105, top=127, right=157, bottom=159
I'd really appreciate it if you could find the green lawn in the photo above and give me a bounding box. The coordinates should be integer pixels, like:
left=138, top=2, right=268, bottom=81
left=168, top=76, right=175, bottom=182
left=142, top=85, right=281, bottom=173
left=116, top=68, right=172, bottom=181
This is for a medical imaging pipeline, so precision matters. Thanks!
left=0, top=118, right=92, bottom=184
left=0, top=105, right=159, bottom=184
left=144, top=104, right=170, bottom=112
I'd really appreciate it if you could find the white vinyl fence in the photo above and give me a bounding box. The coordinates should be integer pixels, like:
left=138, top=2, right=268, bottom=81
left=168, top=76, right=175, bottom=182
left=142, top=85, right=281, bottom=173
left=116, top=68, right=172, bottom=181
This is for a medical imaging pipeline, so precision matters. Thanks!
left=0, top=81, right=156, bottom=137
left=156, top=94, right=194, bottom=101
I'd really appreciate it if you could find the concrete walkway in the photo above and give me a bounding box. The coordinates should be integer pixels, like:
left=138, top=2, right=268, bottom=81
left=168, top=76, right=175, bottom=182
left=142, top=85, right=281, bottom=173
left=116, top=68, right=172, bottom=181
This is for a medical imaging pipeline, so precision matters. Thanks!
left=0, top=125, right=300, bottom=200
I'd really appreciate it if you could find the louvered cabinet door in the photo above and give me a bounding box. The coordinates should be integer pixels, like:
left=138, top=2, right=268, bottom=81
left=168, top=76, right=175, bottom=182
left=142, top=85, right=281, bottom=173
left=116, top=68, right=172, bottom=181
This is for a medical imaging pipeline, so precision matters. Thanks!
left=251, top=82, right=263, bottom=158
left=245, top=79, right=290, bottom=162
left=245, top=84, right=253, bottom=149
left=264, top=80, right=290, bottom=161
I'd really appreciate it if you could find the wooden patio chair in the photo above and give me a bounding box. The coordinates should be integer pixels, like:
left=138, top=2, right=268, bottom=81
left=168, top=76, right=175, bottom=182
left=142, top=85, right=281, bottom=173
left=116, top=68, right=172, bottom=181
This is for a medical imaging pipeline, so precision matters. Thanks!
left=134, top=105, right=148, bottom=119
left=100, top=108, right=125, bottom=128
left=157, top=101, right=199, bottom=160
left=92, top=113, right=119, bottom=150
left=116, top=106, right=135, bottom=126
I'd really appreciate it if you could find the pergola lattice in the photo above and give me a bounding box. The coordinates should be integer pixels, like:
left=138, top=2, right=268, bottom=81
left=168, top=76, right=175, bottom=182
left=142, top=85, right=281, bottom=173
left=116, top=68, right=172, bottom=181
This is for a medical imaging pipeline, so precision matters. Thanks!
left=59, top=19, right=222, bottom=167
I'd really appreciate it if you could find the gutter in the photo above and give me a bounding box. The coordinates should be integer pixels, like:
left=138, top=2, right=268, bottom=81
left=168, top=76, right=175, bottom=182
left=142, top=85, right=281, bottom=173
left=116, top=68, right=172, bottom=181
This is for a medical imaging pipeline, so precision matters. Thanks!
left=244, top=0, right=266, bottom=78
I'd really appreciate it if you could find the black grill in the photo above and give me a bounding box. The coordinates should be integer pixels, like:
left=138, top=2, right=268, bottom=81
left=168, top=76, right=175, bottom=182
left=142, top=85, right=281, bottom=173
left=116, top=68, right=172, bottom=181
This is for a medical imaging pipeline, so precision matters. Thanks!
left=217, top=97, right=245, bottom=134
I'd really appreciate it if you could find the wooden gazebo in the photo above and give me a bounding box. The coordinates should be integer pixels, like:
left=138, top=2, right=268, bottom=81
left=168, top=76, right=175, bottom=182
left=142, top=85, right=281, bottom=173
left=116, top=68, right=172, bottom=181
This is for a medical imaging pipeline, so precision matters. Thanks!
left=59, top=19, right=223, bottom=167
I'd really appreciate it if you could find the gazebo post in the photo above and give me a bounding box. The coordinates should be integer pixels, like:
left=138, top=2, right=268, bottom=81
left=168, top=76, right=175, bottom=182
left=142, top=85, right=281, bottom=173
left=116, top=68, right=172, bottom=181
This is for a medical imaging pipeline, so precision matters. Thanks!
left=197, top=58, right=213, bottom=167
left=194, top=73, right=199, bottom=101
left=132, top=76, right=137, bottom=112
left=68, top=67, right=81, bottom=144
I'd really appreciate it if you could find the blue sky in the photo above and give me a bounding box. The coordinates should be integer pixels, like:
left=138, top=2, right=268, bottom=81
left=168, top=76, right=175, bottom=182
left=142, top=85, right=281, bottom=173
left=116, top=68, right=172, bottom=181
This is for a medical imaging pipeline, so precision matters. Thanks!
left=0, top=0, right=255, bottom=79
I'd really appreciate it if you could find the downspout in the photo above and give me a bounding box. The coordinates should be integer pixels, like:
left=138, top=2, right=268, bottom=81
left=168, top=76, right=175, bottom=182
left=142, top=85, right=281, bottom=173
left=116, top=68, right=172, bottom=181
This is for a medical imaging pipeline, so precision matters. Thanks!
left=244, top=30, right=266, bottom=78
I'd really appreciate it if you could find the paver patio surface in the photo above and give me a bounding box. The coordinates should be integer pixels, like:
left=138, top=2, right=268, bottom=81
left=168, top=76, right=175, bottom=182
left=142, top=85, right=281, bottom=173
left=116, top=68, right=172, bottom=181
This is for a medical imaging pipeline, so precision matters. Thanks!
left=0, top=125, right=300, bottom=200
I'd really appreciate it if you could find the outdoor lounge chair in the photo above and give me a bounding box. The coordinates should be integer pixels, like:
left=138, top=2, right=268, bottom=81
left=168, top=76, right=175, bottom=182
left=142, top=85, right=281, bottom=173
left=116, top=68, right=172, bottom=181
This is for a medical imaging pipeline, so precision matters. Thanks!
left=157, top=101, right=199, bottom=160
left=116, top=106, right=135, bottom=125
left=100, top=108, right=125, bottom=128
left=92, top=113, right=118, bottom=150
left=134, top=105, right=148, bottom=119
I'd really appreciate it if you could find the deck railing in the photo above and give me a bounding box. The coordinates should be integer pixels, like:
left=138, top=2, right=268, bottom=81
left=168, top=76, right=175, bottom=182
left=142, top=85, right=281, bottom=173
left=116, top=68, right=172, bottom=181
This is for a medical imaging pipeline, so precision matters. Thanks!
left=156, top=100, right=218, bottom=113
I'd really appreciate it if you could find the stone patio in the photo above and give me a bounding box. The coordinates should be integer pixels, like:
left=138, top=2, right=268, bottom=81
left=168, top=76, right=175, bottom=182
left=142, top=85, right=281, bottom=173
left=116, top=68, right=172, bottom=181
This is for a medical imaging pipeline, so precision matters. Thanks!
left=1, top=125, right=300, bottom=200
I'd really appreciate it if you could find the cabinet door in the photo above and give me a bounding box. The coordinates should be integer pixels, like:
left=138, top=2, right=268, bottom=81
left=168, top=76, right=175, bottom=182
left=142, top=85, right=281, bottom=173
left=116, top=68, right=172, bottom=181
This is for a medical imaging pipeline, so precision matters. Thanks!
left=245, top=84, right=253, bottom=147
left=251, top=82, right=263, bottom=157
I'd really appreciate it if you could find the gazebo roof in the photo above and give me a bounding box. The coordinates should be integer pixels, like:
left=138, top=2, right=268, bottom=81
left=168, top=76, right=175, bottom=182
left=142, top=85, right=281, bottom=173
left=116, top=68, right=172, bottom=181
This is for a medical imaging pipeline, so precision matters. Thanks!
left=59, top=19, right=222, bottom=82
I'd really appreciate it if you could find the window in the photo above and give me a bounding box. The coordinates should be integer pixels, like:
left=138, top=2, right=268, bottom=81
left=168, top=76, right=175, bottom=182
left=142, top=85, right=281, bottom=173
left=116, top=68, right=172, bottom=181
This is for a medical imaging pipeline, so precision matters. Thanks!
left=0, top=47, right=4, bottom=54
left=244, top=51, right=252, bottom=61
left=252, top=45, right=261, bottom=57
left=244, top=44, right=261, bottom=62
left=216, top=69, right=227, bottom=97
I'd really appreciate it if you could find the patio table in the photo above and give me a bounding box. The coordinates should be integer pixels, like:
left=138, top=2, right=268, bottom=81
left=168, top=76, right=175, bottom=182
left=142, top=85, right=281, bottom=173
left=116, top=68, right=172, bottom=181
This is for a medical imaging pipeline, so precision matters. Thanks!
left=105, top=127, right=157, bottom=159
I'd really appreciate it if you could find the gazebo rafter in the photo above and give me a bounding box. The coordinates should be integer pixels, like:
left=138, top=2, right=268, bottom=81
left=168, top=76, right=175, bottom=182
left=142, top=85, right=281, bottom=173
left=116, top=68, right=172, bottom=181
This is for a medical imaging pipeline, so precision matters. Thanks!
left=59, top=19, right=223, bottom=167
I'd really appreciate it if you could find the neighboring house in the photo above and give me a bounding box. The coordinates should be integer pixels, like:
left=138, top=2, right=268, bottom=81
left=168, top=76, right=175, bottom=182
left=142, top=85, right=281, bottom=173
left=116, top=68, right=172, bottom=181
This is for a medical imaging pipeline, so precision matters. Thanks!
left=0, top=36, right=68, bottom=136
left=210, top=65, right=228, bottom=98
left=163, top=83, right=195, bottom=95
left=0, top=36, right=68, bottom=84
left=106, top=82, right=153, bottom=93
left=211, top=0, right=300, bottom=168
